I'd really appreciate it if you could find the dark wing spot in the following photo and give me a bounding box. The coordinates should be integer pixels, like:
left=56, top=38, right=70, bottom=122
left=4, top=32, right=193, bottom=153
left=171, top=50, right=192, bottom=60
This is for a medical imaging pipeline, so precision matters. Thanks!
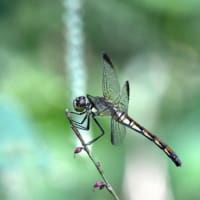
left=102, top=52, right=114, bottom=68
left=125, top=81, right=130, bottom=100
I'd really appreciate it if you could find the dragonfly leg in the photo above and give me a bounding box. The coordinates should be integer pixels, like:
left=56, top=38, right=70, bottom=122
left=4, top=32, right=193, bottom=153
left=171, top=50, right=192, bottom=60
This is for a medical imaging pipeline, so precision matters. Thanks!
left=71, top=113, right=88, bottom=126
left=66, top=111, right=105, bottom=145
left=65, top=110, right=86, bottom=120
left=66, top=110, right=89, bottom=129
left=70, top=114, right=91, bottom=130
left=85, top=116, right=105, bottom=145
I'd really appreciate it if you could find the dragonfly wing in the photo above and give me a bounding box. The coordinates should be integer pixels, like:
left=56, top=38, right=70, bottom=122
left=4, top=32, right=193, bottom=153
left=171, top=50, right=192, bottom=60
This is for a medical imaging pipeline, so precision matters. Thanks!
left=111, top=118, right=126, bottom=145
left=102, top=53, right=120, bottom=102
left=111, top=79, right=129, bottom=145
left=119, top=80, right=130, bottom=112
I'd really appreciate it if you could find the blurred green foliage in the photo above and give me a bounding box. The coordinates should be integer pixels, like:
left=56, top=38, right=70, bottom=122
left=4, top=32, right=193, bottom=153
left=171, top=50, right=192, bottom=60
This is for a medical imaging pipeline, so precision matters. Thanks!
left=0, top=0, right=200, bottom=199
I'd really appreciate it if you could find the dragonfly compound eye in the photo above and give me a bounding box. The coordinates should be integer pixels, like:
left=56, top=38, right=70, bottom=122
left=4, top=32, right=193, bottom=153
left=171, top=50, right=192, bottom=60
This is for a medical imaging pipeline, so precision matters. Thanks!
left=73, top=96, right=86, bottom=112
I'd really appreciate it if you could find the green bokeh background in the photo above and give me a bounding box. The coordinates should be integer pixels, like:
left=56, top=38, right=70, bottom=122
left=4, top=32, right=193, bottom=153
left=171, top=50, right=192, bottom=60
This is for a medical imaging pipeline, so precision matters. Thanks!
left=0, top=0, right=200, bottom=199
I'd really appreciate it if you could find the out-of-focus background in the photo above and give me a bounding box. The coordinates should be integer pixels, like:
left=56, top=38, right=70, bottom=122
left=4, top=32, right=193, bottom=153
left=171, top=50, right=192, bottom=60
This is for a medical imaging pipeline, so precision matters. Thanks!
left=0, top=0, right=200, bottom=199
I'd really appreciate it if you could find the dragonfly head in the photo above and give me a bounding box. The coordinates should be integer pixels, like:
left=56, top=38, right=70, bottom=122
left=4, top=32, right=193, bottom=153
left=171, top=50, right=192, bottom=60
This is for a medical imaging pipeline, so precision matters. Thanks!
left=73, top=96, right=87, bottom=112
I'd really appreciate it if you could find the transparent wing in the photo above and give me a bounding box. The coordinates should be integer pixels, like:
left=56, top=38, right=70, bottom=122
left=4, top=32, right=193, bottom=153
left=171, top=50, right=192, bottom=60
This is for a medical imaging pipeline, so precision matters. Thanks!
left=102, top=53, right=120, bottom=102
left=111, top=81, right=130, bottom=145
left=111, top=118, right=126, bottom=145
left=119, top=81, right=130, bottom=112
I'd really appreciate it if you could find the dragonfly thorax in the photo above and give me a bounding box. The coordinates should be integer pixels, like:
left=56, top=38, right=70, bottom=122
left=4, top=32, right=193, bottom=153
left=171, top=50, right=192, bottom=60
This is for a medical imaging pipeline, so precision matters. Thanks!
left=87, top=94, right=115, bottom=116
left=73, top=96, right=87, bottom=112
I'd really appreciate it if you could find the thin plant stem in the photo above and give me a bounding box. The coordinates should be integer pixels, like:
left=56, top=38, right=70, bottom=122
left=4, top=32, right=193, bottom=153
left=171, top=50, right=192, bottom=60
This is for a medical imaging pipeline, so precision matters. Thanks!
left=65, top=109, right=120, bottom=200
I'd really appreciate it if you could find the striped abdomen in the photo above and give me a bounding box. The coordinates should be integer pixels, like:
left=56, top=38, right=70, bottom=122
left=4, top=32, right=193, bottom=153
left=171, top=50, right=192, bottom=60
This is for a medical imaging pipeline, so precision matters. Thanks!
left=114, top=110, right=181, bottom=167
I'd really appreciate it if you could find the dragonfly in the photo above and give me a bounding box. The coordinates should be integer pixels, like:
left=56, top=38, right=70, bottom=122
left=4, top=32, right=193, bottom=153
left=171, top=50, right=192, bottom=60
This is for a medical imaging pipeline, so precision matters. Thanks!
left=68, top=53, right=181, bottom=167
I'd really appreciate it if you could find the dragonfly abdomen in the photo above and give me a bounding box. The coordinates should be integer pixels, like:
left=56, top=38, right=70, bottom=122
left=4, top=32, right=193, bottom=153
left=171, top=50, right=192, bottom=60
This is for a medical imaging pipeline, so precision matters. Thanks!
left=115, top=110, right=181, bottom=166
